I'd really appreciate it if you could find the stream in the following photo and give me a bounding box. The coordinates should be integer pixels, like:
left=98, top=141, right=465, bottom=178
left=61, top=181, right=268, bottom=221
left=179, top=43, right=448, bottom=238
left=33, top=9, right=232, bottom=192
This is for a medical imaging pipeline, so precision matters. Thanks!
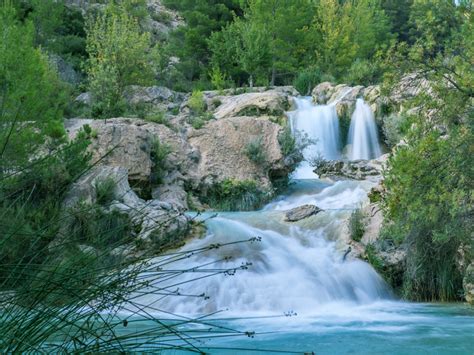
left=129, top=97, right=474, bottom=354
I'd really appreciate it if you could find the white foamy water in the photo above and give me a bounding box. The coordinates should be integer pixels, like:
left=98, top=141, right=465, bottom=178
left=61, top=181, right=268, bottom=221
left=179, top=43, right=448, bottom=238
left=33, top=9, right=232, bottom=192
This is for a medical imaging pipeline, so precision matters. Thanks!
left=289, top=97, right=341, bottom=179
left=347, top=98, right=382, bottom=160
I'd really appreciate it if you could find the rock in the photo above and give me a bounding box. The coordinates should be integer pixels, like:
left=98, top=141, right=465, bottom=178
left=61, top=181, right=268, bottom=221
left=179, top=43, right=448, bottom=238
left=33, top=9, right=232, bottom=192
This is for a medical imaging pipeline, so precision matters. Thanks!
left=311, top=82, right=383, bottom=120
left=314, top=154, right=388, bottom=181
left=463, top=263, right=474, bottom=305
left=284, top=204, right=322, bottom=222
left=389, top=72, right=433, bottom=112
left=48, top=54, right=82, bottom=85
left=187, top=116, right=292, bottom=190
left=123, top=85, right=185, bottom=110
left=62, top=166, right=191, bottom=253
left=75, top=92, right=92, bottom=106
left=211, top=89, right=293, bottom=119
left=65, top=118, right=194, bottom=208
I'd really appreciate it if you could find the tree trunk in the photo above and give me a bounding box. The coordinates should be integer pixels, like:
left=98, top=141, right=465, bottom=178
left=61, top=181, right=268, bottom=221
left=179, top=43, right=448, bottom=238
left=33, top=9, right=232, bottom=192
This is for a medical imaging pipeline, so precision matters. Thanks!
left=249, top=74, right=254, bottom=88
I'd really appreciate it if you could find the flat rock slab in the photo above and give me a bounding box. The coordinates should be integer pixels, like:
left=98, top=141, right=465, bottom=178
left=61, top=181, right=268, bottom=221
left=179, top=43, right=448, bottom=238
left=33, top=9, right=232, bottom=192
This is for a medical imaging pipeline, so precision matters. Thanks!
left=284, top=204, right=322, bottom=222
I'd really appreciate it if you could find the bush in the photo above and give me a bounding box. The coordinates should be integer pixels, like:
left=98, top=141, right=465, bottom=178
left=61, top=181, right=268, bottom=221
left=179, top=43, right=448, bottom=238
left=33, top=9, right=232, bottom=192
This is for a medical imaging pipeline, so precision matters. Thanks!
left=94, top=177, right=116, bottom=206
left=203, top=179, right=271, bottom=211
left=293, top=67, right=322, bottom=95
left=344, top=58, right=381, bottom=86
left=150, top=138, right=172, bottom=185
left=245, top=137, right=267, bottom=165
left=349, top=207, right=366, bottom=242
left=382, top=113, right=411, bottom=147
left=278, top=126, right=296, bottom=156
left=188, top=90, right=206, bottom=114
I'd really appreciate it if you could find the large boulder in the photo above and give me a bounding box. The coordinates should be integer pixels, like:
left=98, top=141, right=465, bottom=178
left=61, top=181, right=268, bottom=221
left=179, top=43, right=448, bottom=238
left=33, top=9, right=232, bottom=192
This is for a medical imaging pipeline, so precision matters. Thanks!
left=187, top=116, right=292, bottom=190
left=210, top=89, right=295, bottom=120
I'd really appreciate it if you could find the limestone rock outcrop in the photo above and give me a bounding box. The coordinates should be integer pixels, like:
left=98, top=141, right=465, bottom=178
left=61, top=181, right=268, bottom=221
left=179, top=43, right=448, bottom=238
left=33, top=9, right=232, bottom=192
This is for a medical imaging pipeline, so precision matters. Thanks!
left=187, top=116, right=293, bottom=191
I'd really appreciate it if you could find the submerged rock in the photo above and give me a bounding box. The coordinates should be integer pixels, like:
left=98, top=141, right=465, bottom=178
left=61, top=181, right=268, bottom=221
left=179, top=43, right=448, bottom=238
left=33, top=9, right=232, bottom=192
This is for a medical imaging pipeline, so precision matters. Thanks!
left=284, top=204, right=322, bottom=222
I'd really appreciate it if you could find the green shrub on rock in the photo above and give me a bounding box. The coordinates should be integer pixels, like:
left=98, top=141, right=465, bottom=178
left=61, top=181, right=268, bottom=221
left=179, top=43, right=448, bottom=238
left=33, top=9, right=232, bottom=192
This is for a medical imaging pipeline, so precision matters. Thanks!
left=203, top=179, right=271, bottom=211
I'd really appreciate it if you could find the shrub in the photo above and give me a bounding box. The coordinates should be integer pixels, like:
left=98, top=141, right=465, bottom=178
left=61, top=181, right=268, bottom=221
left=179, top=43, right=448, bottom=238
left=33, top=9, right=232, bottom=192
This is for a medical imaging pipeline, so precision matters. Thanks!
left=344, top=58, right=381, bottom=86
left=188, top=90, right=206, bottom=114
left=349, top=207, right=366, bottom=242
left=94, top=177, right=116, bottom=206
left=278, top=126, right=296, bottom=156
left=203, top=179, right=271, bottom=211
left=293, top=67, right=322, bottom=95
left=210, top=66, right=227, bottom=91
left=382, top=112, right=411, bottom=147
left=245, top=137, right=267, bottom=165
left=150, top=138, right=172, bottom=185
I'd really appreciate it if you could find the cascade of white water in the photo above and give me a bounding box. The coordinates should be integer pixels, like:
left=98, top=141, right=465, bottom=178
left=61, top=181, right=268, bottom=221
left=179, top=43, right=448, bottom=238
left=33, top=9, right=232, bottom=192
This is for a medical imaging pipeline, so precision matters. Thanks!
left=347, top=99, right=382, bottom=160
left=290, top=97, right=341, bottom=179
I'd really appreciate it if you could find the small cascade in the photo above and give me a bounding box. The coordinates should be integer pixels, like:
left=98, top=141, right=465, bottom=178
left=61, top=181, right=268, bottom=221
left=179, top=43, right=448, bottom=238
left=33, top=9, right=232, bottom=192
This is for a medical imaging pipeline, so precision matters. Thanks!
left=290, top=97, right=341, bottom=179
left=347, top=99, right=382, bottom=160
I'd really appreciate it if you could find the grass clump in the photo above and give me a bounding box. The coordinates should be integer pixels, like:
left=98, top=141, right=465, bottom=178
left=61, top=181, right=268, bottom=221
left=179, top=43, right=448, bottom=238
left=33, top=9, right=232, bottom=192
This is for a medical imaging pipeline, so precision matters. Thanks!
left=94, top=177, right=116, bottom=206
left=203, top=179, right=271, bottom=211
left=245, top=137, right=267, bottom=165
left=150, top=138, right=172, bottom=185
left=349, top=207, right=366, bottom=242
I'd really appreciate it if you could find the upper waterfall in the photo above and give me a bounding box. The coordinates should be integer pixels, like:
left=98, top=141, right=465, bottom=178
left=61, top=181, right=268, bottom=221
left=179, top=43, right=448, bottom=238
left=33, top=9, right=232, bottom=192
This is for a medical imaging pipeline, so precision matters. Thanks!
left=289, top=97, right=341, bottom=179
left=347, top=99, right=382, bottom=160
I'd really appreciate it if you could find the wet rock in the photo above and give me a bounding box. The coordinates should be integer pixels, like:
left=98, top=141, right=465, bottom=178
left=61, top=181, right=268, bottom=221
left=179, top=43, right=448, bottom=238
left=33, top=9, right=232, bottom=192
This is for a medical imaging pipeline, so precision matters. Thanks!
left=284, top=204, right=322, bottom=222
left=314, top=154, right=388, bottom=181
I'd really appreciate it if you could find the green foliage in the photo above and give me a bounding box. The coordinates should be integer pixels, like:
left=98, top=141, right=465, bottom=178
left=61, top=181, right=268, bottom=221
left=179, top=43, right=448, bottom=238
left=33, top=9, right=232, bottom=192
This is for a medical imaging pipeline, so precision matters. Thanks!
left=85, top=2, right=159, bottom=118
left=293, top=67, right=323, bottom=95
left=162, top=0, right=242, bottom=87
left=349, top=207, right=366, bottom=242
left=0, top=4, right=68, bottom=171
left=380, top=0, right=472, bottom=301
left=344, top=59, right=381, bottom=86
left=381, top=112, right=410, bottom=147
left=188, top=90, right=206, bottom=114
left=94, top=177, right=116, bottom=206
left=245, top=137, right=267, bottom=165
left=150, top=138, right=172, bottom=185
left=210, top=66, right=228, bottom=91
left=203, top=179, right=271, bottom=211
left=278, top=126, right=296, bottom=156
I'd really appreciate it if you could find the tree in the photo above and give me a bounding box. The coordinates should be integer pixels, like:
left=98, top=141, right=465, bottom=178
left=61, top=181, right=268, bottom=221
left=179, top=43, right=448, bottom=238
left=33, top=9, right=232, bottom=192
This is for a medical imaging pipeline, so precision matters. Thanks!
left=162, top=0, right=242, bottom=87
left=85, top=2, right=159, bottom=118
left=0, top=3, right=67, bottom=171
left=381, top=3, right=473, bottom=301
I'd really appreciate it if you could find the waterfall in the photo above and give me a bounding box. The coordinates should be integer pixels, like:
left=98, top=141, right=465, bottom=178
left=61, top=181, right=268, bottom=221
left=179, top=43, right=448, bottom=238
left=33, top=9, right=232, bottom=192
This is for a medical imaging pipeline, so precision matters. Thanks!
left=347, top=99, right=382, bottom=160
left=290, top=97, right=341, bottom=179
